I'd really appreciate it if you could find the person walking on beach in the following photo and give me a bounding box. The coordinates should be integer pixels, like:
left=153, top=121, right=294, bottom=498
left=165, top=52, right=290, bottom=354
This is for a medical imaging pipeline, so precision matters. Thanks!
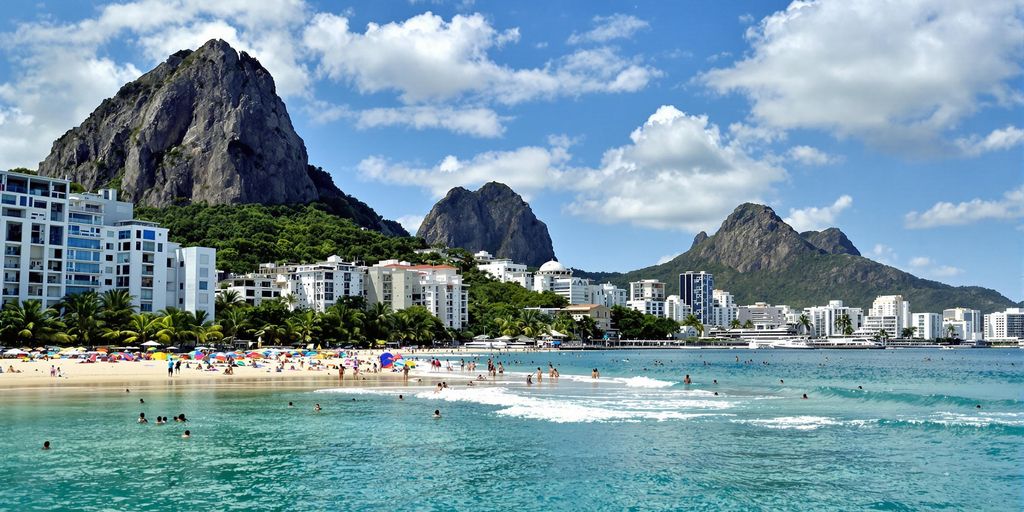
left=403, top=365, right=410, bottom=382
left=49, top=365, right=55, bottom=378
left=339, top=365, right=345, bottom=381
left=167, top=359, right=174, bottom=378
left=175, top=360, right=182, bottom=374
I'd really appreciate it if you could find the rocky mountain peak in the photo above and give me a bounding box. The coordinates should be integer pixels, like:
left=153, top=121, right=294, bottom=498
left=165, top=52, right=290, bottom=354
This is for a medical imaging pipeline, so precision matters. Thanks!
left=417, top=182, right=555, bottom=267
left=38, top=38, right=317, bottom=207
left=801, top=227, right=861, bottom=256
left=687, top=203, right=818, bottom=272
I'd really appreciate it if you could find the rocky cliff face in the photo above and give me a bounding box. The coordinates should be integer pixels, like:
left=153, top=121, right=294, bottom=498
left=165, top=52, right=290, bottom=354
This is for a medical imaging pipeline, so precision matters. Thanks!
left=39, top=39, right=316, bottom=206
left=801, top=228, right=861, bottom=256
left=418, top=182, right=555, bottom=266
left=36, top=39, right=406, bottom=235
left=687, top=203, right=819, bottom=272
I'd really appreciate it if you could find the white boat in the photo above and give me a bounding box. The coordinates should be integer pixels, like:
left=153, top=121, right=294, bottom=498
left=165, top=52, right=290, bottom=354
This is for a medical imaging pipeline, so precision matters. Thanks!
left=747, top=338, right=814, bottom=349
left=462, top=341, right=508, bottom=349
left=810, top=338, right=883, bottom=349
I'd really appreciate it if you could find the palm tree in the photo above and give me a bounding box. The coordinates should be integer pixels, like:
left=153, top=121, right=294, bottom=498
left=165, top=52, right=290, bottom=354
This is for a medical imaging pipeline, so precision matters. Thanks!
left=945, top=323, right=958, bottom=339
left=155, top=308, right=196, bottom=347
left=900, top=327, right=916, bottom=339
left=742, top=319, right=754, bottom=329
left=875, top=329, right=890, bottom=342
left=364, top=302, right=393, bottom=345
left=495, top=315, right=520, bottom=337
left=798, top=314, right=812, bottom=335
left=324, top=303, right=365, bottom=345
left=215, top=290, right=244, bottom=316
left=103, top=313, right=163, bottom=346
left=834, top=314, right=854, bottom=336
left=256, top=323, right=295, bottom=347
left=219, top=307, right=251, bottom=344
left=98, top=290, right=135, bottom=331
left=392, top=307, right=441, bottom=346
left=682, top=314, right=705, bottom=337
left=729, top=318, right=742, bottom=330
left=0, top=300, right=70, bottom=345
left=57, top=292, right=102, bottom=346
left=518, top=310, right=549, bottom=339
left=288, top=310, right=319, bottom=348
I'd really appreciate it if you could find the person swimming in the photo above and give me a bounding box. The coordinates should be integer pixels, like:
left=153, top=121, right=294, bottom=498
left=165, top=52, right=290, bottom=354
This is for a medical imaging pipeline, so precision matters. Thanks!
left=802, top=394, right=809, bottom=399
left=714, top=392, right=719, bottom=396
left=780, top=379, right=785, bottom=384
left=42, top=441, right=50, bottom=450
left=182, top=430, right=191, bottom=438
left=713, top=379, right=718, bottom=384
left=683, top=374, right=692, bottom=385
left=138, top=413, right=148, bottom=424
left=314, top=404, right=322, bottom=412
left=176, top=414, right=188, bottom=422
left=591, top=368, right=600, bottom=379
left=526, top=374, right=533, bottom=385
left=398, top=394, right=404, bottom=400
left=288, top=402, right=294, bottom=407
left=433, top=409, right=441, bottom=418
left=139, top=398, right=144, bottom=404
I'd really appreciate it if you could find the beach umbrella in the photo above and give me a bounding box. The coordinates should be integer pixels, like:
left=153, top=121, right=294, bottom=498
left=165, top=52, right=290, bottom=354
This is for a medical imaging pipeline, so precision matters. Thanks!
left=152, top=352, right=168, bottom=360
left=342, top=358, right=357, bottom=368
left=304, top=351, right=317, bottom=357
left=379, top=352, right=396, bottom=368
left=246, top=352, right=263, bottom=359
left=140, top=340, right=161, bottom=347
left=4, top=348, right=27, bottom=356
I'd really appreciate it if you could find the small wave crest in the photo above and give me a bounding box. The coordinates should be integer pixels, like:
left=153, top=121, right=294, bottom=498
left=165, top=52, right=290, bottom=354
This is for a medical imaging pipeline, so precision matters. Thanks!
left=732, top=416, right=844, bottom=430
left=812, top=386, right=1021, bottom=409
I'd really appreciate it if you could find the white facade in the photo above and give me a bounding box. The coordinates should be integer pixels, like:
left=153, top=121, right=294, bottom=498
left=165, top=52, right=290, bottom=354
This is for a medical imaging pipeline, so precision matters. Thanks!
left=533, top=260, right=592, bottom=305
left=710, top=289, right=738, bottom=327
left=1, top=171, right=214, bottom=315
left=591, top=282, right=627, bottom=309
left=629, top=279, right=666, bottom=301
left=172, top=246, right=216, bottom=318
left=804, top=300, right=863, bottom=338
left=477, top=254, right=533, bottom=290
left=942, top=307, right=983, bottom=341
left=280, top=256, right=365, bottom=312
left=627, top=299, right=666, bottom=317
left=910, top=313, right=942, bottom=340
left=737, top=302, right=788, bottom=328
left=366, top=261, right=468, bottom=330
left=984, top=308, right=1024, bottom=341
left=665, top=295, right=691, bottom=322
left=860, top=295, right=911, bottom=337
left=219, top=264, right=283, bottom=307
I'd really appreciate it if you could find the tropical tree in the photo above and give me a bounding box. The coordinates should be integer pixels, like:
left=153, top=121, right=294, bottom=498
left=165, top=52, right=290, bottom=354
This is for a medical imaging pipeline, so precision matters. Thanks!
left=729, top=318, right=742, bottom=330
left=215, top=289, right=244, bottom=315
left=834, top=314, right=854, bottom=336
left=0, top=300, right=70, bottom=345
left=391, top=306, right=443, bottom=346
left=323, top=303, right=365, bottom=345
left=875, top=329, right=890, bottom=342
left=682, top=314, right=705, bottom=337
left=104, top=313, right=164, bottom=346
left=155, top=308, right=196, bottom=347
left=742, top=319, right=754, bottom=329
left=57, top=292, right=103, bottom=346
left=798, top=314, right=812, bottom=335
left=900, top=327, right=916, bottom=339
left=256, top=323, right=295, bottom=347
left=98, top=290, right=135, bottom=331
left=494, top=315, right=520, bottom=337
left=945, top=323, right=958, bottom=339
left=288, top=310, right=319, bottom=348
left=518, top=309, right=549, bottom=339
left=364, top=302, right=394, bottom=344
left=218, top=307, right=251, bottom=343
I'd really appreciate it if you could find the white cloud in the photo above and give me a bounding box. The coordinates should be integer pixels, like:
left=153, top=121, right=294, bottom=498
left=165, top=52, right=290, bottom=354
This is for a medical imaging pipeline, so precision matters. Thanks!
left=784, top=195, right=852, bottom=232
left=786, top=145, right=837, bottom=166
left=701, top=0, right=1024, bottom=153
left=656, top=253, right=681, bottom=265
left=567, top=14, right=649, bottom=45
left=397, top=214, right=425, bottom=234
left=871, top=244, right=897, bottom=266
left=303, top=12, right=659, bottom=105
left=908, top=256, right=963, bottom=278
left=356, top=106, right=505, bottom=138
left=360, top=105, right=787, bottom=231
left=904, top=186, right=1024, bottom=228
left=956, top=125, right=1024, bottom=156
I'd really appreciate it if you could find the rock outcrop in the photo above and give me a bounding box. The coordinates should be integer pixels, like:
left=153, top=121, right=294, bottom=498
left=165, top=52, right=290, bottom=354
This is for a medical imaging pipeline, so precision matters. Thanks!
left=36, top=39, right=406, bottom=235
left=417, top=182, right=555, bottom=266
left=686, top=203, right=819, bottom=272
left=801, top=228, right=861, bottom=256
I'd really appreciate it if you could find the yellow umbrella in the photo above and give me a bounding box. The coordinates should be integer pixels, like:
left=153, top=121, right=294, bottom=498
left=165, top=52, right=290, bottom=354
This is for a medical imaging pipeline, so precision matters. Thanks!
left=152, top=352, right=168, bottom=360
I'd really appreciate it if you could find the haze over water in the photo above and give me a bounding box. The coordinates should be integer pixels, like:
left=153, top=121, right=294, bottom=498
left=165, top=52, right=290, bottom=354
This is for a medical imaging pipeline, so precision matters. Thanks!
left=3, top=349, right=1021, bottom=511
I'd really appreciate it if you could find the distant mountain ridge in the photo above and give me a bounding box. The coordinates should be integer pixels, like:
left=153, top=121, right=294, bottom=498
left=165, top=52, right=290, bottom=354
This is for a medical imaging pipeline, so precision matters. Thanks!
left=36, top=39, right=406, bottom=236
left=577, top=203, right=1016, bottom=313
left=418, top=182, right=556, bottom=267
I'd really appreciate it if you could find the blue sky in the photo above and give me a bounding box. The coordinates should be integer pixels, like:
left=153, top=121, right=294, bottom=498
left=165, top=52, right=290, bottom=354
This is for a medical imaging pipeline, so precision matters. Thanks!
left=1, top=0, right=1022, bottom=302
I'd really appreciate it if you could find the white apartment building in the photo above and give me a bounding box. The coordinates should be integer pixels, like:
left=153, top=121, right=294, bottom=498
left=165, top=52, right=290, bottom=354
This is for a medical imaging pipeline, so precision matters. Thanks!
left=534, top=260, right=592, bottom=305
left=279, top=256, right=365, bottom=312
left=737, top=302, right=789, bottom=328
left=984, top=308, right=1024, bottom=341
left=627, top=279, right=666, bottom=317
left=1, top=171, right=214, bottom=315
left=591, top=282, right=627, bottom=309
left=476, top=251, right=533, bottom=290
left=711, top=289, right=738, bottom=327
left=860, top=295, right=911, bottom=337
left=804, top=300, right=863, bottom=338
left=366, top=260, right=468, bottom=330
left=910, top=312, right=942, bottom=340
left=942, top=307, right=983, bottom=341
left=665, top=295, right=691, bottom=322
left=219, top=264, right=284, bottom=307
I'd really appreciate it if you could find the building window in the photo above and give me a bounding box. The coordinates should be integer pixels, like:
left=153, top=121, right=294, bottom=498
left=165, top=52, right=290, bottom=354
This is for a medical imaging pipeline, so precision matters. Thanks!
left=199, top=281, right=208, bottom=290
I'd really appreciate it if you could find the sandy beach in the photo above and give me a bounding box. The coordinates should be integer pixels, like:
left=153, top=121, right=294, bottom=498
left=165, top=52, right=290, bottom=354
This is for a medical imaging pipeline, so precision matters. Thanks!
left=0, top=348, right=551, bottom=390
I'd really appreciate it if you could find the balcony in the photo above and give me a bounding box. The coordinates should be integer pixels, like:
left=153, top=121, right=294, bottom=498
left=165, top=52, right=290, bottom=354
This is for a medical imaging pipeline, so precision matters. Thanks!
left=2, top=286, right=18, bottom=296
left=30, top=236, right=44, bottom=245
left=4, top=247, right=19, bottom=256
left=4, top=259, right=20, bottom=269
left=28, top=260, right=43, bottom=271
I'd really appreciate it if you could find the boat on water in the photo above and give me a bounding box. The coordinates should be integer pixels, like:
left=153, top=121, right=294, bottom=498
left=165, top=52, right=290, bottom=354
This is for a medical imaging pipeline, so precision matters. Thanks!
left=747, top=338, right=814, bottom=349
left=462, top=340, right=508, bottom=350
left=809, top=338, right=883, bottom=350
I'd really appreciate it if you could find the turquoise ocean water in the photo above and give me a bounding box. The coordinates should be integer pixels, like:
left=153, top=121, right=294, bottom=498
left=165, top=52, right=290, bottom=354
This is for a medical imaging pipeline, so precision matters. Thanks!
left=2, top=349, right=1022, bottom=511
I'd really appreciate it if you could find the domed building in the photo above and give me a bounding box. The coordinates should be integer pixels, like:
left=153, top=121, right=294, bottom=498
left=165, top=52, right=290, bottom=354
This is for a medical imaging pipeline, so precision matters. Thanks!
left=534, top=260, right=592, bottom=305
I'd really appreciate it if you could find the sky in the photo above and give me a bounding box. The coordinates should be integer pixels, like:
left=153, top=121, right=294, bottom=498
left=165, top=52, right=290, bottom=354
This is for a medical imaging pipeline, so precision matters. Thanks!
left=0, top=0, right=1022, bottom=301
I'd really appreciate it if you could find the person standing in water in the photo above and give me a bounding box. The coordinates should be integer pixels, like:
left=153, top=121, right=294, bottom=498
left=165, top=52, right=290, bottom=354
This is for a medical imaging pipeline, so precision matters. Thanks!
left=42, top=441, right=50, bottom=450
left=592, top=368, right=600, bottom=379
left=536, top=367, right=543, bottom=383
left=684, top=374, right=692, bottom=385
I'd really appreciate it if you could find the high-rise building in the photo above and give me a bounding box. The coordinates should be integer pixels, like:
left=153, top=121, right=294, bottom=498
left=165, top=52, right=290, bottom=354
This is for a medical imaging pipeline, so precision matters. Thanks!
left=942, top=307, right=983, bottom=341
left=984, top=308, right=1024, bottom=341
left=276, top=256, right=365, bottom=312
left=710, top=289, right=738, bottom=327
left=665, top=295, right=690, bottom=322
left=627, top=279, right=666, bottom=317
left=533, top=260, right=592, bottom=305
left=591, top=282, right=627, bottom=309
left=1, top=170, right=214, bottom=315
left=366, top=261, right=468, bottom=330
left=860, top=295, right=910, bottom=336
left=910, top=312, right=942, bottom=340
left=679, top=271, right=713, bottom=325
left=476, top=252, right=533, bottom=290
left=804, top=300, right=863, bottom=338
